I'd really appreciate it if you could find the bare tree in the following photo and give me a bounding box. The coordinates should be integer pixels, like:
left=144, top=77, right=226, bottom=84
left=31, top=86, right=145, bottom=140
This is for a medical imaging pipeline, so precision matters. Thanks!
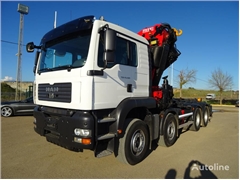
left=177, top=68, right=197, bottom=97
left=208, top=68, right=233, bottom=105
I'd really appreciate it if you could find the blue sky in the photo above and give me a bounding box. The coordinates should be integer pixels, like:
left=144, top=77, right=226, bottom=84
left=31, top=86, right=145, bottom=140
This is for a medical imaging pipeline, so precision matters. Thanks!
left=1, top=1, right=239, bottom=90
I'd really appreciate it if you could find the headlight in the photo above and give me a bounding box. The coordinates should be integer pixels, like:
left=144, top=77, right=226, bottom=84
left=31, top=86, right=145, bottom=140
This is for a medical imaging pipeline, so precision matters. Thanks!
left=74, top=128, right=91, bottom=137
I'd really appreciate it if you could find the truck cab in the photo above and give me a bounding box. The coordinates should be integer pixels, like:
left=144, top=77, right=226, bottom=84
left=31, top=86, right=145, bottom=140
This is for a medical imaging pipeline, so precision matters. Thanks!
left=29, top=16, right=150, bottom=110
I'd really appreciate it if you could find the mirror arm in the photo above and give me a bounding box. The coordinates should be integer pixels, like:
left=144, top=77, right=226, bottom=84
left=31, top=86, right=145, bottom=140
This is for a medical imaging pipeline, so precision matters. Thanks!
left=101, top=53, right=108, bottom=71
left=98, top=24, right=109, bottom=33
left=34, top=45, right=42, bottom=49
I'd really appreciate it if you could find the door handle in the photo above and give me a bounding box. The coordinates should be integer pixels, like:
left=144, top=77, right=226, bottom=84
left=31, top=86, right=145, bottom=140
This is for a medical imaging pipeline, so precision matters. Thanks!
left=127, top=84, right=132, bottom=93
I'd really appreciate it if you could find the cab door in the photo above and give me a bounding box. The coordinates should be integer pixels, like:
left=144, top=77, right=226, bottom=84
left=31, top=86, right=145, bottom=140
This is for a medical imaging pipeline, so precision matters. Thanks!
left=93, top=32, right=140, bottom=109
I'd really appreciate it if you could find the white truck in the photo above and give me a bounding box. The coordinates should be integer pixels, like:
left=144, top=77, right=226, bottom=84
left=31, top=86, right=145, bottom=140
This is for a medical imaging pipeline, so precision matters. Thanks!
left=26, top=15, right=212, bottom=165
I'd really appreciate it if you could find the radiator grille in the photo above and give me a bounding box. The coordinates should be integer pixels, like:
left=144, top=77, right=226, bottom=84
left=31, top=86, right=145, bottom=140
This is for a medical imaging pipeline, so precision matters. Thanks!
left=38, top=83, right=71, bottom=103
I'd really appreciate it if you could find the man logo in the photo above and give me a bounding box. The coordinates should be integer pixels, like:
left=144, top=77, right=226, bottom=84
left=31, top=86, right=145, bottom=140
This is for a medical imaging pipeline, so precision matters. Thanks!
left=46, top=86, right=59, bottom=92
left=49, top=92, right=55, bottom=98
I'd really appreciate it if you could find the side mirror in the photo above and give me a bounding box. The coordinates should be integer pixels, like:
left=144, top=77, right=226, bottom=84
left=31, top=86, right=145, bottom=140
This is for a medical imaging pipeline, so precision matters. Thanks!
left=103, top=29, right=116, bottom=63
left=26, top=42, right=35, bottom=52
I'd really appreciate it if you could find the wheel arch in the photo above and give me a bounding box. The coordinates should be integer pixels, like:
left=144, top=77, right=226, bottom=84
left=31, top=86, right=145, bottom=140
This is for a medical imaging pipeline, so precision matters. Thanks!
left=110, top=97, right=156, bottom=138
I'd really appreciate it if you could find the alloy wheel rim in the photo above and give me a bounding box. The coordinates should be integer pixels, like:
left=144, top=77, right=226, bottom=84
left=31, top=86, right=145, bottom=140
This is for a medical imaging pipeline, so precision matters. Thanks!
left=1, top=107, right=12, bottom=117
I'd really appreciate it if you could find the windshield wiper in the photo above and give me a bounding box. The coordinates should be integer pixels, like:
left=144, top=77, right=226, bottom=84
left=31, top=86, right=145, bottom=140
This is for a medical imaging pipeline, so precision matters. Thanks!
left=51, top=65, right=73, bottom=72
left=38, top=65, right=74, bottom=75
left=40, top=68, right=52, bottom=71
left=38, top=68, right=52, bottom=75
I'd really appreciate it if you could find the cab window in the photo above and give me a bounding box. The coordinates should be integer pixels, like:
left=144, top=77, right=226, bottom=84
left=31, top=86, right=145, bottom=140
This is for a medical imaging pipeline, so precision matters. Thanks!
left=97, top=34, right=138, bottom=68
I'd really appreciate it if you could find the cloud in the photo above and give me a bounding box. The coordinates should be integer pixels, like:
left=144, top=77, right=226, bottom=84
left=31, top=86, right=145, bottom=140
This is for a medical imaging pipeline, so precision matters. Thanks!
left=1, top=76, right=14, bottom=82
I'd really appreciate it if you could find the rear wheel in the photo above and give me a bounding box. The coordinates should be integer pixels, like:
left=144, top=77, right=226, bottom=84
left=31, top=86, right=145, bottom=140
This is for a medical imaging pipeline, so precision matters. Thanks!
left=201, top=106, right=209, bottom=127
left=117, top=119, right=149, bottom=165
left=189, top=108, right=201, bottom=131
left=1, top=106, right=13, bottom=117
left=158, top=113, right=178, bottom=147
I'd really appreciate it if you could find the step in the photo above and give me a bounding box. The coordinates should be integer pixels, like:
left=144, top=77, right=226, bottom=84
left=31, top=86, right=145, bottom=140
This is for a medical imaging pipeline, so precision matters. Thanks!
left=98, top=117, right=116, bottom=123
left=97, top=133, right=115, bottom=140
left=95, top=150, right=113, bottom=158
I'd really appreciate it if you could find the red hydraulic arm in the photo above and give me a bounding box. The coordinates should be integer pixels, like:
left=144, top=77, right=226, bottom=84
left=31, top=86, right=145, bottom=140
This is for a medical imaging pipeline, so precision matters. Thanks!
left=138, top=23, right=182, bottom=101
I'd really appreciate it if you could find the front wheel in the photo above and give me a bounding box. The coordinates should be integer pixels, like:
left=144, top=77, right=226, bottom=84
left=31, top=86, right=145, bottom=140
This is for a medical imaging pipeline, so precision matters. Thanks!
left=117, top=119, right=149, bottom=165
left=1, top=106, right=13, bottom=117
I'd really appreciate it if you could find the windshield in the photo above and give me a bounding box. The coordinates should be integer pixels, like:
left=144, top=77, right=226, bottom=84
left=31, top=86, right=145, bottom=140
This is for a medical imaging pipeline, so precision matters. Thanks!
left=38, top=32, right=91, bottom=73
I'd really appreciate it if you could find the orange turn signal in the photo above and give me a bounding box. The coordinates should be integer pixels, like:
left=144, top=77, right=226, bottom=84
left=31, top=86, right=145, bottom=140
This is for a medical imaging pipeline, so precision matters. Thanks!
left=82, top=138, right=91, bottom=145
left=117, top=129, right=122, bottom=134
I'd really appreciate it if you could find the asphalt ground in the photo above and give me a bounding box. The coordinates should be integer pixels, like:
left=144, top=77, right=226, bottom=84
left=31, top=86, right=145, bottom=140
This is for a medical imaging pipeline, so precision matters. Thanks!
left=1, top=106, right=239, bottom=179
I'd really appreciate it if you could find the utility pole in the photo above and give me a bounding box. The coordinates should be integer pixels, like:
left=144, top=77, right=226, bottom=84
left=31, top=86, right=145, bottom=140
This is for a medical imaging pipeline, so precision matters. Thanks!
left=171, top=64, right=173, bottom=87
left=15, top=4, right=29, bottom=101
left=54, top=11, right=57, bottom=29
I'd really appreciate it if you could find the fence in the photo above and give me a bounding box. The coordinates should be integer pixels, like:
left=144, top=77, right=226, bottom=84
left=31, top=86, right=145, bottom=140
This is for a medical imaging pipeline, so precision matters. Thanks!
left=1, top=91, right=33, bottom=101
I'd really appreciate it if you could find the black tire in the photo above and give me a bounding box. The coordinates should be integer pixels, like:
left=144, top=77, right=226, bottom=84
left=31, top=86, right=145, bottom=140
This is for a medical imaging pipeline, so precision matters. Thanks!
left=201, top=106, right=209, bottom=127
left=1, top=106, right=13, bottom=117
left=158, top=113, right=178, bottom=147
left=117, top=119, right=149, bottom=165
left=189, top=108, right=201, bottom=131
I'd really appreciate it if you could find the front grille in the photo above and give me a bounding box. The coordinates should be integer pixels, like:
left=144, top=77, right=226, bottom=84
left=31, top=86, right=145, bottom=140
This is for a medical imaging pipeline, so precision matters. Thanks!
left=38, top=83, right=71, bottom=103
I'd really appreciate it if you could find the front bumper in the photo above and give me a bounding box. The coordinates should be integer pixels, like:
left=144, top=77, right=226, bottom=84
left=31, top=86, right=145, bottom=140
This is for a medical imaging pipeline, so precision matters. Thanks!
left=33, top=106, right=95, bottom=151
